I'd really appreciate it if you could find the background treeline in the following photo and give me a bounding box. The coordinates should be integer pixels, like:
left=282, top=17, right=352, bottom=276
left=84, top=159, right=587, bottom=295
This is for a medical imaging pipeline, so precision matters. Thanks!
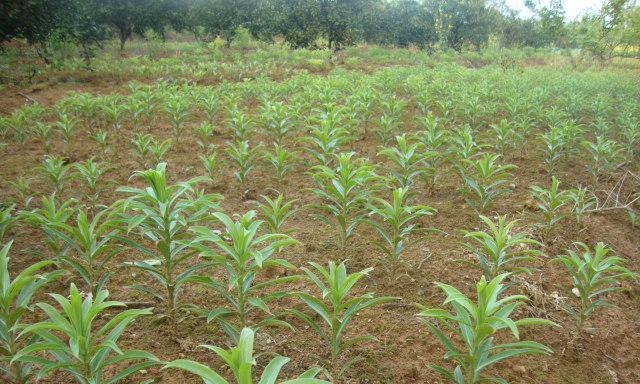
left=2, top=0, right=639, bottom=64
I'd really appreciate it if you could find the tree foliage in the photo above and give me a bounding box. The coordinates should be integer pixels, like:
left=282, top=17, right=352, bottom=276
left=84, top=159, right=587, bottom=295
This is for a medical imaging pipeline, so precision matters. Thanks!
left=3, top=0, right=640, bottom=60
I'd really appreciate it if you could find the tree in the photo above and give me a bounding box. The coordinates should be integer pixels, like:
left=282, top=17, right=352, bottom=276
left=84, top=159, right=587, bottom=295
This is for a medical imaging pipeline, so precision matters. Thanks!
left=368, top=0, right=438, bottom=48
left=255, top=0, right=322, bottom=48
left=69, top=0, right=111, bottom=66
left=96, top=0, right=147, bottom=50
left=9, top=0, right=75, bottom=63
left=431, top=0, right=496, bottom=51
left=97, top=0, right=188, bottom=50
left=625, top=5, right=640, bottom=57
left=0, top=1, right=21, bottom=43
left=2, top=0, right=108, bottom=65
left=572, top=0, right=639, bottom=62
left=525, top=0, right=567, bottom=46
left=497, top=11, right=544, bottom=48
left=318, top=0, right=367, bottom=50
left=186, top=0, right=258, bottom=43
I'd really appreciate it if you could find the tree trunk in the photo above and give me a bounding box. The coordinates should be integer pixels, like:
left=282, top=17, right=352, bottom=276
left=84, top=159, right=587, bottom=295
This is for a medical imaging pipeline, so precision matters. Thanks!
left=35, top=43, right=51, bottom=65
left=81, top=44, right=92, bottom=69
left=118, top=24, right=132, bottom=51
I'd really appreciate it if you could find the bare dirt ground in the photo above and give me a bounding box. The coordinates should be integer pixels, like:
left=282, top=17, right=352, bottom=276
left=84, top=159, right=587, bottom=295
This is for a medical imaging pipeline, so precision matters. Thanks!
left=1, top=56, right=639, bottom=384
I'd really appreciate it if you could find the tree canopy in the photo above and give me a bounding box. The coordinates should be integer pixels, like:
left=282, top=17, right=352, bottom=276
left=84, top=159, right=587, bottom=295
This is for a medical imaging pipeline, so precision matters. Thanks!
left=2, top=0, right=640, bottom=63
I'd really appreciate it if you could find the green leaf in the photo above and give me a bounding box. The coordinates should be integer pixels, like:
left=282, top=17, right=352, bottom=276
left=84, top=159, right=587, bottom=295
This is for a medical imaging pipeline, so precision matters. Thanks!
left=258, top=355, right=289, bottom=384
left=163, top=359, right=229, bottom=384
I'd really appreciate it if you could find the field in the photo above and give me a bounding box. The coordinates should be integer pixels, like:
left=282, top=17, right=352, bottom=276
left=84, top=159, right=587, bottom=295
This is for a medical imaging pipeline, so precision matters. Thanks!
left=1, top=42, right=640, bottom=384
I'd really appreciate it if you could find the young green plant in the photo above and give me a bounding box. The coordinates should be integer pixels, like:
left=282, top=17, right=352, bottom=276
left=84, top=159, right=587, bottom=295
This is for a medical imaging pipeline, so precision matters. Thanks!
left=49, top=208, right=121, bottom=296
left=490, top=119, right=513, bottom=156
left=366, top=187, right=436, bottom=276
left=164, top=94, right=190, bottom=141
left=263, top=143, right=296, bottom=183
left=56, top=113, right=77, bottom=156
left=227, top=140, right=259, bottom=188
left=36, top=155, right=73, bottom=195
left=290, top=261, right=396, bottom=380
left=582, top=136, right=622, bottom=181
left=302, top=120, right=349, bottom=167
left=0, top=241, right=62, bottom=384
left=554, top=242, right=637, bottom=330
left=378, top=134, right=430, bottom=189
left=0, top=204, right=18, bottom=243
left=195, top=122, right=215, bottom=151
left=530, top=176, right=571, bottom=230
left=308, top=152, right=378, bottom=249
left=21, top=195, right=77, bottom=265
left=33, top=123, right=53, bottom=153
left=416, top=114, right=449, bottom=189
left=261, top=101, right=296, bottom=145
left=459, top=153, right=515, bottom=211
left=93, top=130, right=108, bottom=156
left=131, top=133, right=153, bottom=168
left=188, top=211, right=299, bottom=342
left=73, top=158, right=109, bottom=209
left=117, top=162, right=220, bottom=322
left=199, top=150, right=218, bottom=182
left=163, top=327, right=328, bottom=384
left=228, top=106, right=254, bottom=142
left=149, top=137, right=172, bottom=166
left=540, top=127, right=566, bottom=173
left=417, top=273, right=557, bottom=384
left=463, top=215, right=542, bottom=279
left=14, top=284, right=159, bottom=384
left=9, top=176, right=34, bottom=209
left=568, top=185, right=595, bottom=226
left=256, top=194, right=300, bottom=234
